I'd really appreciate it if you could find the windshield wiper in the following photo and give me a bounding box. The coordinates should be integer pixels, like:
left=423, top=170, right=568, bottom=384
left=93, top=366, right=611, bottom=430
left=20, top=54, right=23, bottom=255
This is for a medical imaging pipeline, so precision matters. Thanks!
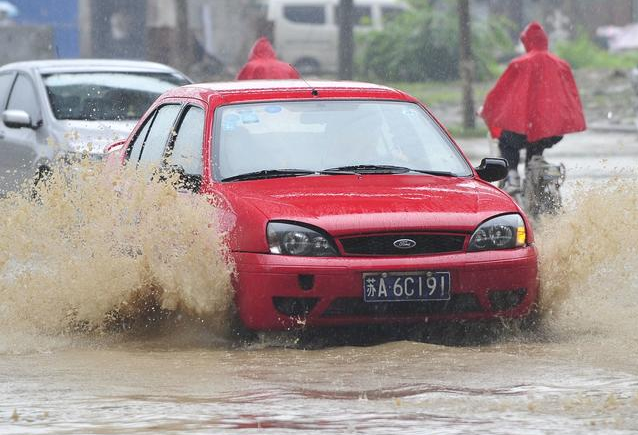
left=324, top=165, right=456, bottom=176
left=221, top=168, right=360, bottom=182
left=324, top=164, right=412, bottom=174
left=221, top=169, right=316, bottom=182
left=220, top=166, right=454, bottom=182
left=407, top=169, right=456, bottom=177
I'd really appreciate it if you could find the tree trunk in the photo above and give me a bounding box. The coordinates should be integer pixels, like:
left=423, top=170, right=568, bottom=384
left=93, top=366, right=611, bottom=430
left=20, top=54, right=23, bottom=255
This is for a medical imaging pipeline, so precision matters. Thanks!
left=338, top=0, right=354, bottom=80
left=458, top=0, right=475, bottom=130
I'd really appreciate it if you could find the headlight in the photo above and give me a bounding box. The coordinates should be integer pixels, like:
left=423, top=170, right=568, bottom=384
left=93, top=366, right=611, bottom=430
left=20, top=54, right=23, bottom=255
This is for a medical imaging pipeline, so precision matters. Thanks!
left=267, top=222, right=339, bottom=257
left=468, top=214, right=526, bottom=251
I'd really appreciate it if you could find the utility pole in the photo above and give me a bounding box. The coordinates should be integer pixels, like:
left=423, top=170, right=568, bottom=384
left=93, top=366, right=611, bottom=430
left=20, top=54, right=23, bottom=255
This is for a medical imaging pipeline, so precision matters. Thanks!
left=338, top=0, right=354, bottom=80
left=175, top=0, right=194, bottom=71
left=458, top=0, right=475, bottom=129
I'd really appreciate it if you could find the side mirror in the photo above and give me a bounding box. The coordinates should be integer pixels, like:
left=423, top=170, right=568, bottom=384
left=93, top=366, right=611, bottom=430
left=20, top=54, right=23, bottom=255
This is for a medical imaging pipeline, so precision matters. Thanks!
left=475, top=157, right=508, bottom=182
left=2, top=110, right=36, bottom=129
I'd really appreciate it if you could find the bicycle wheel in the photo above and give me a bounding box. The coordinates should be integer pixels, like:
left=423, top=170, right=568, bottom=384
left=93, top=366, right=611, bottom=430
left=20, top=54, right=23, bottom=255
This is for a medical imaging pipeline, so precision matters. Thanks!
left=521, top=176, right=539, bottom=217
left=538, top=182, right=562, bottom=215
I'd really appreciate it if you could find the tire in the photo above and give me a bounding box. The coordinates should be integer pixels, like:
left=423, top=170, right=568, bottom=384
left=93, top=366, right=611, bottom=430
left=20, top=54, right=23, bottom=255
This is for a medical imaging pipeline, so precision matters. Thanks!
left=515, top=306, right=542, bottom=331
left=538, top=183, right=562, bottom=215
left=228, top=312, right=258, bottom=346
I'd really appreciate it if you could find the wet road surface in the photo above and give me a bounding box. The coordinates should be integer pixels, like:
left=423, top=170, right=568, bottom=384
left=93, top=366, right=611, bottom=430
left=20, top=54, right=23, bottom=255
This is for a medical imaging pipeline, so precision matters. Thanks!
left=2, top=332, right=638, bottom=434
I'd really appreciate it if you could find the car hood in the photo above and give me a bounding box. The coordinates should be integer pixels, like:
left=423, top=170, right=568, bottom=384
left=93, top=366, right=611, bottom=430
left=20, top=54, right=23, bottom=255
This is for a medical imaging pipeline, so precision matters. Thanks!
left=57, top=120, right=135, bottom=154
left=220, top=174, right=518, bottom=236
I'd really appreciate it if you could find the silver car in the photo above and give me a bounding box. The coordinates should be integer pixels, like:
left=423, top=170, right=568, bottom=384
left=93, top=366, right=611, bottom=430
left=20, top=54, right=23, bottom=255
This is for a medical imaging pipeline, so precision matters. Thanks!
left=0, top=59, right=190, bottom=193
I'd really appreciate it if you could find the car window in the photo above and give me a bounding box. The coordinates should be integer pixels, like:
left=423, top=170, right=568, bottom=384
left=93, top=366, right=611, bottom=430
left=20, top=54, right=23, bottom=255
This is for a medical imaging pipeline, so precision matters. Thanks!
left=283, top=6, right=325, bottom=24
left=138, top=104, right=181, bottom=166
left=215, top=100, right=473, bottom=180
left=167, top=106, right=205, bottom=175
left=43, top=72, right=189, bottom=121
left=0, top=72, right=15, bottom=110
left=127, top=112, right=155, bottom=163
left=7, top=74, right=40, bottom=121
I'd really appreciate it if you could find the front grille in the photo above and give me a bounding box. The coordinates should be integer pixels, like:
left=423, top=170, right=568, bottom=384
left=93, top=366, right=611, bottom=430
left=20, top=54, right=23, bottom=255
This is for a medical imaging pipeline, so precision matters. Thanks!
left=322, top=294, right=482, bottom=318
left=339, top=234, right=466, bottom=256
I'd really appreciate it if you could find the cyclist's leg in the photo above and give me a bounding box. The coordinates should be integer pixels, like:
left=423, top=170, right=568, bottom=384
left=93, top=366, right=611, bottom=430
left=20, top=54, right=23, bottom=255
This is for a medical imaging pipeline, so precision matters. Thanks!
left=498, top=131, right=526, bottom=170
left=498, top=131, right=526, bottom=192
left=525, top=135, right=563, bottom=165
left=526, top=144, right=543, bottom=163
left=526, top=136, right=564, bottom=215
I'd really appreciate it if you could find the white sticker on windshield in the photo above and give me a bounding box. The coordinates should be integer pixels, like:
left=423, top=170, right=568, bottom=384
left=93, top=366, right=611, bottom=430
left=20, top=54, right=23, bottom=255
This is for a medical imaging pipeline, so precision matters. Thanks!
left=239, top=110, right=259, bottom=124
left=264, top=105, right=282, bottom=114
left=402, top=107, right=419, bottom=117
left=222, top=113, right=240, bottom=131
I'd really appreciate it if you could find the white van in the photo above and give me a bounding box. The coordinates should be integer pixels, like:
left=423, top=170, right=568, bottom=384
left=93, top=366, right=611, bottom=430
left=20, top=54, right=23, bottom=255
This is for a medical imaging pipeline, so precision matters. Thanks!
left=266, top=0, right=406, bottom=74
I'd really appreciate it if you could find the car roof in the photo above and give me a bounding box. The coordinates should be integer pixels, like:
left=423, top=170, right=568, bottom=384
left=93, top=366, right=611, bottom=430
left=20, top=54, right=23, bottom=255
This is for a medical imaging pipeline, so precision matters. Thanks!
left=0, top=59, right=183, bottom=75
left=171, top=80, right=410, bottom=101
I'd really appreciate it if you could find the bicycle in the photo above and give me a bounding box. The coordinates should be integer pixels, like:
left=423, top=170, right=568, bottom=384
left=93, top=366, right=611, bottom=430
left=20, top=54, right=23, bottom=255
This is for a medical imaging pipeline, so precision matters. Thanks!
left=501, top=155, right=566, bottom=219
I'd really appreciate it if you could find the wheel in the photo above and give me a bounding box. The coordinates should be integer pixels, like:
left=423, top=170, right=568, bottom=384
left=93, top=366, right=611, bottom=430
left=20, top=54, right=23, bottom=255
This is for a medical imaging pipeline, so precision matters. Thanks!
left=228, top=311, right=258, bottom=346
left=521, top=176, right=538, bottom=217
left=538, top=182, right=562, bottom=215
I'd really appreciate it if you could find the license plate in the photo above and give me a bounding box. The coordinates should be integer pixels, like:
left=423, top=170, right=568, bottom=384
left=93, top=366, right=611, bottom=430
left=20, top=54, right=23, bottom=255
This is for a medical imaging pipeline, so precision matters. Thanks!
left=362, top=271, right=451, bottom=302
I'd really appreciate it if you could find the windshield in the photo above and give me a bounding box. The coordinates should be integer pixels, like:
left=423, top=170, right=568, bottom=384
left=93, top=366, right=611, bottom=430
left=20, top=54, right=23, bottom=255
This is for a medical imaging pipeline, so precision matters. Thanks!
left=43, top=72, right=189, bottom=121
left=214, top=100, right=473, bottom=180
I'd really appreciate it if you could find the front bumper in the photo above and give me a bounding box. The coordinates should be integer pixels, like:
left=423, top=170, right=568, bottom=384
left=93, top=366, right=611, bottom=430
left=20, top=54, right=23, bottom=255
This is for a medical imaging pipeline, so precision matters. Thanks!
left=233, top=247, right=539, bottom=331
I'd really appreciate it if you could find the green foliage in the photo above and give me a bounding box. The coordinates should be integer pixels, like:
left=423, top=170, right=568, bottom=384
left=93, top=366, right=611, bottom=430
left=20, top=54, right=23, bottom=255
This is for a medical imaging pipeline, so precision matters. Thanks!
left=387, top=80, right=492, bottom=106
left=356, top=4, right=514, bottom=82
left=472, top=15, right=517, bottom=76
left=446, top=124, right=488, bottom=138
left=555, top=31, right=638, bottom=69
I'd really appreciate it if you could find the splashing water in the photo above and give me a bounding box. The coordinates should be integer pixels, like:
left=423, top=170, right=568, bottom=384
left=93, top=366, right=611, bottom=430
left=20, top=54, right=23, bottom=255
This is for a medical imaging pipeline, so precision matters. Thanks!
left=0, top=161, right=234, bottom=352
left=536, top=176, right=638, bottom=342
left=1, top=158, right=637, bottom=353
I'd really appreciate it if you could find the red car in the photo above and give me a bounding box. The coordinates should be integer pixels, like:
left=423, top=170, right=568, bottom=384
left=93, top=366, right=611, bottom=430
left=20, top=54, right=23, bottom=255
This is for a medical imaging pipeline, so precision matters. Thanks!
left=107, top=80, right=539, bottom=331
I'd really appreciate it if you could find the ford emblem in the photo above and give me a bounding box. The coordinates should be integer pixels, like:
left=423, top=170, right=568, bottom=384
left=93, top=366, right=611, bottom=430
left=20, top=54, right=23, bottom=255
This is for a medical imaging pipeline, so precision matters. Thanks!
left=393, top=238, right=417, bottom=249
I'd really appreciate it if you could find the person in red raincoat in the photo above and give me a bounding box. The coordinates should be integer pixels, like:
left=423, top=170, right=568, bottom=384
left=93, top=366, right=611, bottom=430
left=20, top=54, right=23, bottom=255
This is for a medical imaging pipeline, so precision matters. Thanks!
left=236, top=37, right=300, bottom=80
left=481, top=21, right=586, bottom=191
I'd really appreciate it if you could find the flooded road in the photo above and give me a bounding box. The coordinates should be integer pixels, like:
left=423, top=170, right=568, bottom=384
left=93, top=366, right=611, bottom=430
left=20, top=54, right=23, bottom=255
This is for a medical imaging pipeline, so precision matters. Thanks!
left=3, top=334, right=638, bottom=434
left=2, top=133, right=638, bottom=434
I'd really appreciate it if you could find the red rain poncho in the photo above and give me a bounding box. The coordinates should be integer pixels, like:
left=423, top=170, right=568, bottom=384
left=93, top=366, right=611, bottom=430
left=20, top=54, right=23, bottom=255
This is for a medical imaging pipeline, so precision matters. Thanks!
left=236, top=37, right=300, bottom=80
left=481, top=22, right=586, bottom=142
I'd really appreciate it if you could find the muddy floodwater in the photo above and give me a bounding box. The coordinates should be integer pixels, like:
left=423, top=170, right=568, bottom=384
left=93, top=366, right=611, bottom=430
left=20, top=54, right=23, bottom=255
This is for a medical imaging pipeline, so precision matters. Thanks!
left=2, top=143, right=638, bottom=434
left=2, top=331, right=638, bottom=434
left=1, top=333, right=637, bottom=434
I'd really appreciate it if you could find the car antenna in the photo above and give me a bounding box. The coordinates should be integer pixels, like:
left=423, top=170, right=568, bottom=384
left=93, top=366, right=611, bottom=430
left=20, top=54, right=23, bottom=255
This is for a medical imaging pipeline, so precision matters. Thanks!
left=295, top=67, right=319, bottom=97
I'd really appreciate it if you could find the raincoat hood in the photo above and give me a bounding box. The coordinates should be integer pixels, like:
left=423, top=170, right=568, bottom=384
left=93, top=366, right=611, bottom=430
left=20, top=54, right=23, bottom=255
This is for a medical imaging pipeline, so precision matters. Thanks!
left=236, top=37, right=301, bottom=80
left=521, top=21, right=548, bottom=52
left=248, top=37, right=277, bottom=60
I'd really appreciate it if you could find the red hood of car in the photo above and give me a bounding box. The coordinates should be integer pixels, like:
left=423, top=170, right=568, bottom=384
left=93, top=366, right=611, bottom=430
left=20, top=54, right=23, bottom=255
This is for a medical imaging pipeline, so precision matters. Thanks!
left=217, top=174, right=517, bottom=236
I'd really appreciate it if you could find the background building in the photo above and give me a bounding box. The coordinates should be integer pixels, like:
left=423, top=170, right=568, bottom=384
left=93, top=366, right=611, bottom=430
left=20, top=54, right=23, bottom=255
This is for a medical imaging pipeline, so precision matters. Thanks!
left=4, top=0, right=638, bottom=76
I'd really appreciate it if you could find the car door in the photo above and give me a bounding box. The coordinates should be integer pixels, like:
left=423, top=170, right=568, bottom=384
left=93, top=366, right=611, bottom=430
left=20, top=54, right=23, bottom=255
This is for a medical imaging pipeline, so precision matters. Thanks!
left=0, top=73, right=44, bottom=192
left=163, top=105, right=205, bottom=192
left=132, top=103, right=181, bottom=169
left=0, top=71, right=16, bottom=192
